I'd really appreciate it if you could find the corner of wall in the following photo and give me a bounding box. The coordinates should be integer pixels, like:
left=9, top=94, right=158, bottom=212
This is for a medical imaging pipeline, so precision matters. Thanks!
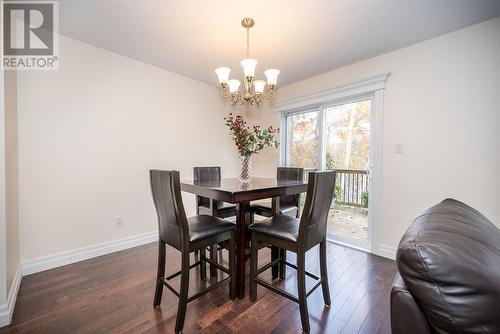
left=0, top=263, right=21, bottom=327
left=1, top=61, right=22, bottom=329
left=374, top=244, right=397, bottom=260
left=0, top=61, right=7, bottom=309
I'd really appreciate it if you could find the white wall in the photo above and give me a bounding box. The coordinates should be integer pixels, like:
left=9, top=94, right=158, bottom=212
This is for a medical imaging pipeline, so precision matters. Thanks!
left=259, top=17, right=500, bottom=253
left=0, top=69, right=21, bottom=328
left=0, top=65, right=6, bottom=309
left=17, top=35, right=240, bottom=263
left=4, top=70, right=20, bottom=294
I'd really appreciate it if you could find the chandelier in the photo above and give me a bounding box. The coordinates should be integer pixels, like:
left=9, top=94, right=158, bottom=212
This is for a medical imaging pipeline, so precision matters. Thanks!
left=215, top=18, right=280, bottom=106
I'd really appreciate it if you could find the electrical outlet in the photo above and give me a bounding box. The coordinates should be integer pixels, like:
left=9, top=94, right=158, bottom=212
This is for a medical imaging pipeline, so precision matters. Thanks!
left=115, top=216, right=124, bottom=227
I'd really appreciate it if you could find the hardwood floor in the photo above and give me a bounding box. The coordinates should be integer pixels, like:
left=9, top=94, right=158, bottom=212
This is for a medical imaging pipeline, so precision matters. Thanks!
left=1, top=242, right=396, bottom=334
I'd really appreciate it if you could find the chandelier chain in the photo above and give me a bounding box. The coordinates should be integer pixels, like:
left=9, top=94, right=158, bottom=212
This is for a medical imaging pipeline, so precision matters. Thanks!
left=246, top=27, right=250, bottom=58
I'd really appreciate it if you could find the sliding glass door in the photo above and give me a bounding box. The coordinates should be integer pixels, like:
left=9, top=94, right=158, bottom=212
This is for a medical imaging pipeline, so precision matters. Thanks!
left=285, top=110, right=320, bottom=170
left=283, top=98, right=372, bottom=250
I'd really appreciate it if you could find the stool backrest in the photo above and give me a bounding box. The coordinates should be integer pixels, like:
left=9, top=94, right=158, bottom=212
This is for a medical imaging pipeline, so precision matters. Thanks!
left=299, top=171, right=336, bottom=249
left=277, top=167, right=304, bottom=208
left=150, top=170, right=188, bottom=249
left=193, top=166, right=221, bottom=208
left=193, top=166, right=221, bottom=181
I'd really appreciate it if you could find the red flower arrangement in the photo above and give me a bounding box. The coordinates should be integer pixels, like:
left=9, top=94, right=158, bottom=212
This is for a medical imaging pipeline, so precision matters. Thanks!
left=224, top=113, right=279, bottom=158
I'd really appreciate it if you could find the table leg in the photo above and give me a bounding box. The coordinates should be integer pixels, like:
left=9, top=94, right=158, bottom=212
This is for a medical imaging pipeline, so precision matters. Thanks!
left=209, top=199, right=219, bottom=277
left=271, top=196, right=280, bottom=215
left=271, top=197, right=280, bottom=279
left=236, top=201, right=250, bottom=299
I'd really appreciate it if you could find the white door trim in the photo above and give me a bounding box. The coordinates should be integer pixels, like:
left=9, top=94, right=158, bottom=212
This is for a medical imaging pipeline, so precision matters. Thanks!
left=277, top=73, right=390, bottom=254
left=274, top=73, right=390, bottom=113
left=366, top=89, right=384, bottom=255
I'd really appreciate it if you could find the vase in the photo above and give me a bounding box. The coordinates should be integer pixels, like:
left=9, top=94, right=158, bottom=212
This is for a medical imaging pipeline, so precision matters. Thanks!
left=239, top=155, right=252, bottom=183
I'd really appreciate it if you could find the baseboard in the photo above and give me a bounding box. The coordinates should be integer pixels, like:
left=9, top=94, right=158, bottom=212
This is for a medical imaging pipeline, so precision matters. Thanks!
left=22, top=231, right=158, bottom=276
left=374, top=244, right=397, bottom=260
left=328, top=239, right=397, bottom=261
left=0, top=263, right=22, bottom=327
left=327, top=238, right=369, bottom=253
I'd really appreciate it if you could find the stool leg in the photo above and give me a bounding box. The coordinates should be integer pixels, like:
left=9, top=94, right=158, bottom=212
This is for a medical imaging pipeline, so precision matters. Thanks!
left=209, top=244, right=218, bottom=277
left=175, top=250, right=190, bottom=334
left=229, top=231, right=236, bottom=300
left=320, top=241, right=331, bottom=306
left=271, top=246, right=279, bottom=279
left=153, top=241, right=166, bottom=308
left=250, top=232, right=258, bottom=302
left=297, top=251, right=310, bottom=333
left=200, top=247, right=206, bottom=280
left=279, top=248, right=286, bottom=280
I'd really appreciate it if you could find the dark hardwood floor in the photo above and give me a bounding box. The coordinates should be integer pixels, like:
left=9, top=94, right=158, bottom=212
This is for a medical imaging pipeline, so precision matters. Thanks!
left=1, top=242, right=396, bottom=334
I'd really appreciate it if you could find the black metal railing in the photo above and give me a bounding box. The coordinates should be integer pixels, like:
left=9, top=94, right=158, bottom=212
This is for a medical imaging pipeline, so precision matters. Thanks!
left=301, top=168, right=369, bottom=208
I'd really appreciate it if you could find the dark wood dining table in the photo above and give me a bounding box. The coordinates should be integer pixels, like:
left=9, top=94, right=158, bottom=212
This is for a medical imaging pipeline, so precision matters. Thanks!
left=181, top=177, right=308, bottom=299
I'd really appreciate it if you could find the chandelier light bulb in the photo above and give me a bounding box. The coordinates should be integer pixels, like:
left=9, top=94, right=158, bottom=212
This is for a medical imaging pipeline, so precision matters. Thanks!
left=227, top=79, right=241, bottom=93
left=241, top=58, right=257, bottom=78
left=215, top=67, right=231, bottom=84
left=253, top=80, right=266, bottom=94
left=264, top=69, right=280, bottom=86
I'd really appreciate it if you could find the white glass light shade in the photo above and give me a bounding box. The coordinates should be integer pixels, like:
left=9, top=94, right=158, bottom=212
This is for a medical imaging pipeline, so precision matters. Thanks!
left=227, top=79, right=241, bottom=93
left=215, top=67, right=231, bottom=84
left=241, top=58, right=257, bottom=77
left=264, top=69, right=280, bottom=86
left=253, top=80, right=266, bottom=93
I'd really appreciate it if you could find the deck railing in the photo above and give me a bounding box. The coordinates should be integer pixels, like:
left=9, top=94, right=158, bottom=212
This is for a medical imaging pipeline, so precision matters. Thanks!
left=334, top=169, right=368, bottom=208
left=303, top=168, right=368, bottom=208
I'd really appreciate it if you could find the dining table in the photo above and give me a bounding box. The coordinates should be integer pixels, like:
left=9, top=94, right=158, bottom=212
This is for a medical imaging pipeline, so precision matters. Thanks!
left=181, top=177, right=308, bottom=299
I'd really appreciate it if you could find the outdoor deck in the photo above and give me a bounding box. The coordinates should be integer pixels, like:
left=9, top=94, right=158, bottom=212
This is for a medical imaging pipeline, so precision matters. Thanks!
left=305, top=169, right=370, bottom=241
left=328, top=206, right=368, bottom=240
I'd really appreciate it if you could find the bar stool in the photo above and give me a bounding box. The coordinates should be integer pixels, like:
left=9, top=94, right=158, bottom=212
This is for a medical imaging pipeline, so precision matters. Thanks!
left=150, top=170, right=236, bottom=334
left=248, top=171, right=335, bottom=333
left=251, top=167, right=304, bottom=280
left=251, top=167, right=304, bottom=218
left=193, top=166, right=236, bottom=218
left=193, top=166, right=236, bottom=276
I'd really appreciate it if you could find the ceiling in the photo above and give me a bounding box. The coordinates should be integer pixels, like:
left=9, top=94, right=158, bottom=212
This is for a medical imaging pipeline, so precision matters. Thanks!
left=59, top=0, right=500, bottom=86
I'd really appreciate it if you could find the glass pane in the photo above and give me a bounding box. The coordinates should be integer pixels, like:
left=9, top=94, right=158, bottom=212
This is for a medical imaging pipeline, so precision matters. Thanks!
left=286, top=111, right=320, bottom=170
left=324, top=100, right=371, bottom=171
left=325, top=100, right=371, bottom=243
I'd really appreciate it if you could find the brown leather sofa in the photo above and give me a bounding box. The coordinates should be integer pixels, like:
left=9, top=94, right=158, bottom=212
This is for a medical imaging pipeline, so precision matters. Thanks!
left=391, top=198, right=500, bottom=334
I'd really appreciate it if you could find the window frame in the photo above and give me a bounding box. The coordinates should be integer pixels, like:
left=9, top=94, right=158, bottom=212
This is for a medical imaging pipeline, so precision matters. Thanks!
left=281, top=94, right=374, bottom=171
left=276, top=73, right=390, bottom=255
left=282, top=107, right=321, bottom=169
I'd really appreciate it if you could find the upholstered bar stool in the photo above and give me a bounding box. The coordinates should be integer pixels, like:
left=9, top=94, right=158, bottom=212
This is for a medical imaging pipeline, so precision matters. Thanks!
left=248, top=171, right=335, bottom=333
left=251, top=167, right=304, bottom=279
left=150, top=170, right=236, bottom=334
left=193, top=166, right=236, bottom=218
left=193, top=166, right=236, bottom=276
left=251, top=167, right=304, bottom=218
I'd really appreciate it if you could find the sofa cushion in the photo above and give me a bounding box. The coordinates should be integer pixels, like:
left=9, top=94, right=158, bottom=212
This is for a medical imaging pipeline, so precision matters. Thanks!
left=391, top=272, right=432, bottom=334
left=397, top=198, right=500, bottom=333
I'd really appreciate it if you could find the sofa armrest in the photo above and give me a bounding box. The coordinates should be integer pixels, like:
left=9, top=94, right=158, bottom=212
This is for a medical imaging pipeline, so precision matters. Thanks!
left=391, top=272, right=432, bottom=334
